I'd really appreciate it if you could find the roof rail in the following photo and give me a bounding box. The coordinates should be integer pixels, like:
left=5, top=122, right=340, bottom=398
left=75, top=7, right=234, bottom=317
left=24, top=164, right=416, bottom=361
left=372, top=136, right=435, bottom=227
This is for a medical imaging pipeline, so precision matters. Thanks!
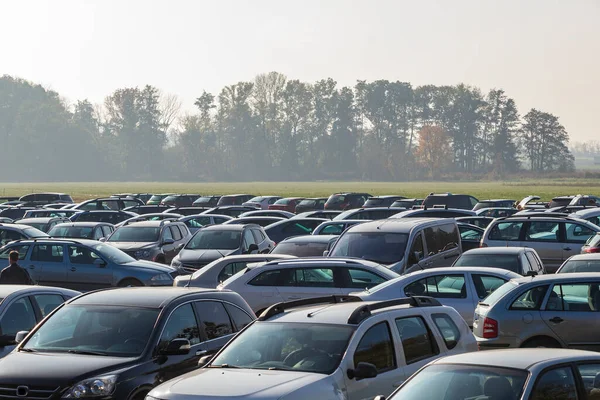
left=258, top=295, right=362, bottom=321
left=432, top=205, right=449, bottom=209
left=347, top=296, right=442, bottom=325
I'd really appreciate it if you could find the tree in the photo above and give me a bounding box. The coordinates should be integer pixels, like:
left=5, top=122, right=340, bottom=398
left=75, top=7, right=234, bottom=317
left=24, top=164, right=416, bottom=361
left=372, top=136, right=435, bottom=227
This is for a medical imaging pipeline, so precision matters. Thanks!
left=415, top=126, right=452, bottom=179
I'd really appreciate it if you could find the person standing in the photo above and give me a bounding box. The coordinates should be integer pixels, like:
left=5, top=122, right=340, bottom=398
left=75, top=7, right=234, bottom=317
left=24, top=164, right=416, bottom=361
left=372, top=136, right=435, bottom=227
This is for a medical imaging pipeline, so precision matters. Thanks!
left=0, top=251, right=34, bottom=285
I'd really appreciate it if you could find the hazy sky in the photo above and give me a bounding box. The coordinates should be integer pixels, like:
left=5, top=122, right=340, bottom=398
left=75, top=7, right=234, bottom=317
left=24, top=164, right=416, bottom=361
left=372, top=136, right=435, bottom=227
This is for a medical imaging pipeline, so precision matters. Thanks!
left=2, top=0, right=598, bottom=141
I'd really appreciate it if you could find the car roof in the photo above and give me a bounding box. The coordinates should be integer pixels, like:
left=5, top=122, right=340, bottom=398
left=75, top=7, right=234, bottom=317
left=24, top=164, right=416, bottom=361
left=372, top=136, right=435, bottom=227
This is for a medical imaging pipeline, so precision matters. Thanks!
left=0, top=223, right=38, bottom=230
left=0, top=285, right=79, bottom=298
left=201, top=224, right=246, bottom=231
left=573, top=208, right=600, bottom=218
left=567, top=254, right=600, bottom=261
left=462, top=247, right=529, bottom=255
left=345, top=218, right=453, bottom=233
left=368, top=195, right=404, bottom=199
left=393, top=208, right=475, bottom=217
left=434, top=349, right=600, bottom=370
left=512, top=272, right=600, bottom=284
left=121, top=221, right=172, bottom=227
left=280, top=235, right=338, bottom=243
left=53, top=222, right=109, bottom=227
left=15, top=238, right=100, bottom=246
left=71, top=287, right=224, bottom=308
left=478, top=199, right=515, bottom=202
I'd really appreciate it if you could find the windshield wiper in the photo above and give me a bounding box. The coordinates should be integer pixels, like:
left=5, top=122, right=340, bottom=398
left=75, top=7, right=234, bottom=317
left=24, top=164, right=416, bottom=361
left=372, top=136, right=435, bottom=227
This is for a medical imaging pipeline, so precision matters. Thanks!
left=210, top=363, right=241, bottom=368
left=19, top=348, right=36, bottom=353
left=67, top=349, right=108, bottom=356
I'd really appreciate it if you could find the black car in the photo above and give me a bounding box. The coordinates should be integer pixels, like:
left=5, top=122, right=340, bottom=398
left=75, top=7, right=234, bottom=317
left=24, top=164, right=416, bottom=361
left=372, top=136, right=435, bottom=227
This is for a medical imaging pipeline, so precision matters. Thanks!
left=18, top=192, right=73, bottom=207
left=362, top=195, right=406, bottom=208
left=160, top=194, right=201, bottom=208
left=70, top=210, right=138, bottom=225
left=75, top=197, right=144, bottom=211
left=264, top=218, right=327, bottom=243
left=422, top=193, right=479, bottom=210
left=390, top=198, right=424, bottom=208
left=192, top=195, right=221, bottom=208
left=0, top=206, right=37, bottom=221
left=123, top=205, right=173, bottom=215
left=216, top=194, right=254, bottom=206
left=324, top=192, right=373, bottom=210
left=48, top=222, right=115, bottom=240
left=1, top=287, right=255, bottom=400
left=294, top=197, right=328, bottom=214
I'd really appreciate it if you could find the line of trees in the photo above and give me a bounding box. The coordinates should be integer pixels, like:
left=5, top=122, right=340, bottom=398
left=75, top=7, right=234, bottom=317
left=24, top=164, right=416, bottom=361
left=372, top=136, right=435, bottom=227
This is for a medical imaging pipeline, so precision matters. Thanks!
left=0, top=73, right=574, bottom=182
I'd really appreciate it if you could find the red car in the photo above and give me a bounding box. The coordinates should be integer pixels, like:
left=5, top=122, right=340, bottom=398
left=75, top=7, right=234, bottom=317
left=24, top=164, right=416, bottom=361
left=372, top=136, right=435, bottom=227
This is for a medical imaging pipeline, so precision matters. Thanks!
left=268, top=197, right=305, bottom=213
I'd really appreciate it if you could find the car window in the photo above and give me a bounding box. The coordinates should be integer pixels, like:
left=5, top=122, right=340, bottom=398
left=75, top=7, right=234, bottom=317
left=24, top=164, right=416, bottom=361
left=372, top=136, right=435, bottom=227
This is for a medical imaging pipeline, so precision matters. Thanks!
left=510, top=286, right=548, bottom=310
left=405, top=274, right=467, bottom=299
left=524, top=221, right=559, bottom=242
left=162, top=226, right=174, bottom=241
left=249, top=269, right=293, bottom=286
left=431, top=314, right=461, bottom=350
left=0, top=229, right=25, bottom=246
left=0, top=297, right=37, bottom=337
left=531, top=366, right=577, bottom=400
left=282, top=221, right=321, bottom=235
left=294, top=268, right=335, bottom=287
left=223, top=303, right=254, bottom=331
left=548, top=283, right=599, bottom=312
left=194, top=301, right=233, bottom=340
left=34, top=294, right=65, bottom=317
left=170, top=226, right=182, bottom=241
left=218, top=262, right=248, bottom=283
left=123, top=200, right=139, bottom=208
left=68, top=245, right=102, bottom=265
left=521, top=253, right=533, bottom=273
left=243, top=230, right=256, bottom=248
left=0, top=245, right=30, bottom=260
left=159, top=303, right=200, bottom=348
left=251, top=228, right=266, bottom=243
left=424, top=224, right=459, bottom=255
left=354, top=322, right=396, bottom=372
left=31, top=244, right=64, bottom=262
left=347, top=268, right=386, bottom=289
left=407, top=233, right=425, bottom=267
left=489, top=222, right=523, bottom=241
left=577, top=364, right=600, bottom=400
left=321, top=224, right=344, bottom=235
left=395, top=316, right=439, bottom=365
left=526, top=252, right=544, bottom=272
left=565, top=222, right=596, bottom=244
left=93, top=227, right=104, bottom=240
left=472, top=274, right=508, bottom=299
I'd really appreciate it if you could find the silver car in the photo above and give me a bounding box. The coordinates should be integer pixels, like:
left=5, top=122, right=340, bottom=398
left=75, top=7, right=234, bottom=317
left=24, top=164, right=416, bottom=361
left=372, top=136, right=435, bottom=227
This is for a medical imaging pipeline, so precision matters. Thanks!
left=474, top=273, right=600, bottom=350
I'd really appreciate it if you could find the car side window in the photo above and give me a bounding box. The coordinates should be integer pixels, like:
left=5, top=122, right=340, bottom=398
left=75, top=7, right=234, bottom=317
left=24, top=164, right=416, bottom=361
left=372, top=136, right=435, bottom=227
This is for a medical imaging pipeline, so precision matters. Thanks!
left=531, top=366, right=577, bottom=400
left=218, top=262, right=248, bottom=283
left=170, top=226, right=182, bottom=241
left=102, top=226, right=114, bottom=238
left=405, top=275, right=467, bottom=299
left=68, top=246, right=102, bottom=265
left=194, top=301, right=233, bottom=340
left=395, top=316, right=439, bottom=364
left=93, top=228, right=104, bottom=240
left=0, top=245, right=30, bottom=260
left=524, top=221, right=560, bottom=243
left=322, top=224, right=344, bottom=235
left=526, top=252, right=544, bottom=272
left=489, top=222, right=523, bottom=241
left=565, top=223, right=596, bottom=244
left=424, top=226, right=441, bottom=254
left=162, top=227, right=174, bottom=242
left=353, top=322, right=396, bottom=372
left=408, top=233, right=425, bottom=267
left=347, top=268, right=386, bottom=289
left=548, top=283, right=599, bottom=312
left=249, top=269, right=292, bottom=286
left=431, top=314, right=461, bottom=350
left=521, top=253, right=534, bottom=273
left=33, top=294, right=65, bottom=317
left=510, top=286, right=548, bottom=310
left=577, top=364, right=600, bottom=400
left=31, top=244, right=64, bottom=263
left=294, top=268, right=335, bottom=287
left=159, top=303, right=200, bottom=348
left=0, top=230, right=25, bottom=246
left=0, top=297, right=37, bottom=337
left=223, top=303, right=254, bottom=331
left=251, top=229, right=266, bottom=243
left=471, top=275, right=508, bottom=300
left=243, top=230, right=256, bottom=248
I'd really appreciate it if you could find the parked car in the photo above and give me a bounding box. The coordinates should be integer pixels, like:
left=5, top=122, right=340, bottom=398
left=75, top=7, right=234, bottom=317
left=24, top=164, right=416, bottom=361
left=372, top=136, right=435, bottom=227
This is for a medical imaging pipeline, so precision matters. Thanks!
left=391, top=207, right=476, bottom=219
left=4, top=287, right=255, bottom=400
left=48, top=222, right=115, bottom=240
left=15, top=217, right=71, bottom=233
left=122, top=204, right=173, bottom=215
left=0, top=197, right=19, bottom=204
left=455, top=216, right=494, bottom=228
left=473, top=273, right=600, bottom=349
left=146, top=193, right=175, bottom=205
left=160, top=194, right=201, bottom=207
left=582, top=232, right=600, bottom=253
left=0, top=238, right=180, bottom=290
left=0, top=285, right=79, bottom=359
left=264, top=217, right=327, bottom=243
left=481, top=215, right=600, bottom=272
left=328, top=218, right=462, bottom=274
left=217, top=194, right=254, bottom=206
left=173, top=254, right=296, bottom=288
left=475, top=207, right=519, bottom=218
left=453, top=247, right=546, bottom=276
left=0, top=218, right=13, bottom=224
left=238, top=209, right=295, bottom=219
left=378, top=349, right=600, bottom=400
left=515, top=195, right=548, bottom=211
left=334, top=207, right=405, bottom=221
left=312, top=219, right=366, bottom=236
left=200, top=206, right=258, bottom=217
left=356, top=266, right=520, bottom=326
left=294, top=210, right=342, bottom=220
left=18, top=192, right=73, bottom=207
left=324, top=192, right=373, bottom=210
left=242, top=195, right=281, bottom=209
left=170, top=224, right=274, bottom=273
left=165, top=207, right=217, bottom=216
left=70, top=210, right=138, bottom=225
left=74, top=196, right=144, bottom=211
left=294, top=197, right=328, bottom=213
left=223, top=216, right=285, bottom=227
left=0, top=206, right=37, bottom=221
left=362, top=195, right=406, bottom=208
left=115, top=213, right=183, bottom=227
left=268, top=197, right=304, bottom=213
left=472, top=198, right=516, bottom=210
left=572, top=208, right=600, bottom=226
left=106, top=220, right=191, bottom=264
left=270, top=235, right=338, bottom=257
left=218, top=257, right=398, bottom=313
left=390, top=198, right=424, bottom=208
left=178, top=214, right=234, bottom=233
left=423, top=193, right=479, bottom=210
left=457, top=222, right=485, bottom=251
left=111, top=192, right=153, bottom=203
left=556, top=254, right=600, bottom=273
left=192, top=195, right=222, bottom=208
left=0, top=223, right=48, bottom=246
left=147, top=295, right=476, bottom=400
left=22, top=208, right=81, bottom=219
left=549, top=195, right=583, bottom=208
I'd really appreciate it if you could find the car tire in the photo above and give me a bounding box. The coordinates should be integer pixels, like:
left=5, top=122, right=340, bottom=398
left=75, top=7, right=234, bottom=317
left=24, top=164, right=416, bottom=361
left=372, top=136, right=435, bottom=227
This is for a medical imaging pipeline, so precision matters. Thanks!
left=521, top=337, right=561, bottom=348
left=118, top=278, right=143, bottom=287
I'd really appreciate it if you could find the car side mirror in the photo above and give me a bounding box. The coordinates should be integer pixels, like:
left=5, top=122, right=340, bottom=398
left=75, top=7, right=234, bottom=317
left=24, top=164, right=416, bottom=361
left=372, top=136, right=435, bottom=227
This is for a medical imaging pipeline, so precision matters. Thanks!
left=176, top=243, right=184, bottom=250
left=160, top=338, right=191, bottom=356
left=414, top=251, right=424, bottom=261
left=15, top=331, right=29, bottom=344
left=374, top=396, right=386, bottom=400
left=347, top=362, right=378, bottom=381
left=323, top=250, right=330, bottom=257
left=93, top=258, right=107, bottom=267
left=247, top=244, right=259, bottom=254
left=198, top=354, right=214, bottom=367
left=162, top=238, right=175, bottom=246
left=98, top=237, right=106, bottom=242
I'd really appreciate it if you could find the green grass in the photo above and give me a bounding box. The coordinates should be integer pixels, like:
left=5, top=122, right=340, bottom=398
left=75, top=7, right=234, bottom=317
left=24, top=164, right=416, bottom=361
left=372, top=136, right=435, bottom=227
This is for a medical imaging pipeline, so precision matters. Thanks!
left=2, top=180, right=600, bottom=202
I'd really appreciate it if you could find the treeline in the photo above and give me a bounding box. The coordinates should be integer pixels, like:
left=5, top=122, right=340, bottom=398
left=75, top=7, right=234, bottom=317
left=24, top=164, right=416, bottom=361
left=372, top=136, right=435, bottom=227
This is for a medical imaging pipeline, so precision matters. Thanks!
left=0, top=73, right=574, bottom=182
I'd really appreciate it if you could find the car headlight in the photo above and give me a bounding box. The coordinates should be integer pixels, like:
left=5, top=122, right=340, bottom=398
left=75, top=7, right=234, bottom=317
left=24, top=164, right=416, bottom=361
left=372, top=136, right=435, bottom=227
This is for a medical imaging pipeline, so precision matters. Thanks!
left=171, top=258, right=182, bottom=268
left=134, top=250, right=152, bottom=259
left=63, top=375, right=117, bottom=398
left=150, top=273, right=173, bottom=282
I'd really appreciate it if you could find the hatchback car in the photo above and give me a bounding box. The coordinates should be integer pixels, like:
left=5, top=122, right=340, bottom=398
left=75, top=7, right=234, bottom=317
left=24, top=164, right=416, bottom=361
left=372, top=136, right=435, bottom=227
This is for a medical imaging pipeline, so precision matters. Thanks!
left=70, top=210, right=138, bottom=225
left=312, top=219, right=366, bottom=236
left=324, top=192, right=373, bottom=210
left=453, top=247, right=546, bottom=276
left=48, top=222, right=115, bottom=240
left=178, top=214, right=233, bottom=233
left=106, top=221, right=191, bottom=264
left=0, top=223, right=48, bottom=246
left=264, top=218, right=327, bottom=243
left=242, top=196, right=281, bottom=209
left=2, top=287, right=254, bottom=400
left=147, top=295, right=476, bottom=400
left=556, top=254, right=600, bottom=273
left=217, top=194, right=254, bottom=206
left=268, top=197, right=304, bottom=213
left=270, top=235, right=338, bottom=257
left=0, top=238, right=179, bottom=290
left=15, top=217, right=71, bottom=233
left=294, top=197, right=328, bottom=213
left=362, top=195, right=406, bottom=208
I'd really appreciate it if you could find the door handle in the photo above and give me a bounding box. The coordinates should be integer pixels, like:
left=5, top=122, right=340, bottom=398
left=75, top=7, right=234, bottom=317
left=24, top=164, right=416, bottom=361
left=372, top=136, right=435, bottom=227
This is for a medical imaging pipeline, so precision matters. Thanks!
left=70, top=267, right=76, bottom=272
left=563, top=247, right=572, bottom=251
left=28, top=265, right=35, bottom=270
left=549, top=317, right=564, bottom=324
left=196, top=350, right=208, bottom=356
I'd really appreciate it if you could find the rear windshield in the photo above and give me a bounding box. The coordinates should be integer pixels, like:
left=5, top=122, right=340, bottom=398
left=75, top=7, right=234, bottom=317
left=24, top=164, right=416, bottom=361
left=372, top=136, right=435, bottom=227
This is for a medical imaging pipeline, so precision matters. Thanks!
left=454, top=254, right=520, bottom=272
left=481, top=281, right=518, bottom=305
left=559, top=259, right=600, bottom=273
left=364, top=198, right=385, bottom=206
left=327, top=195, right=346, bottom=204
left=271, top=242, right=329, bottom=257
left=330, top=232, right=408, bottom=264
left=298, top=200, right=316, bottom=206
left=109, top=227, right=160, bottom=242
left=49, top=226, right=94, bottom=239
left=194, top=197, right=214, bottom=204
left=274, top=199, right=291, bottom=205
left=23, top=227, right=49, bottom=238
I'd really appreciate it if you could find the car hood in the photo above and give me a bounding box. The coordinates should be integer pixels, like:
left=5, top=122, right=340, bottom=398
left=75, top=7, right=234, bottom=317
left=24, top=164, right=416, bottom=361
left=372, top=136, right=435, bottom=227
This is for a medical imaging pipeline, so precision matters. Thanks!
left=124, top=259, right=177, bottom=273
left=178, top=249, right=238, bottom=262
left=108, top=242, right=155, bottom=251
left=149, top=368, right=325, bottom=400
left=0, top=352, right=138, bottom=385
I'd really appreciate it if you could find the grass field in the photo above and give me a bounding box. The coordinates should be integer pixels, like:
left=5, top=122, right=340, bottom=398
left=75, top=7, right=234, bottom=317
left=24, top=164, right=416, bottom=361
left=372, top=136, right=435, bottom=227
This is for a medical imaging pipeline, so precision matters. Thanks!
left=2, top=180, right=600, bottom=202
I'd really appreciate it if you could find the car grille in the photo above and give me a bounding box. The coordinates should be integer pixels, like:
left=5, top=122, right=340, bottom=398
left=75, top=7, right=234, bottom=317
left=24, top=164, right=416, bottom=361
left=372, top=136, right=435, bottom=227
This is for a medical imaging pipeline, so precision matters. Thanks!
left=182, top=262, right=208, bottom=273
left=0, top=384, right=59, bottom=399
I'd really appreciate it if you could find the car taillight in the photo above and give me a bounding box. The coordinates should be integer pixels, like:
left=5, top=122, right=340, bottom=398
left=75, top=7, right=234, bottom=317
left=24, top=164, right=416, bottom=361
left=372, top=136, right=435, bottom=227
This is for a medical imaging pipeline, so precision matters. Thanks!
left=482, top=317, right=498, bottom=339
left=584, top=247, right=600, bottom=253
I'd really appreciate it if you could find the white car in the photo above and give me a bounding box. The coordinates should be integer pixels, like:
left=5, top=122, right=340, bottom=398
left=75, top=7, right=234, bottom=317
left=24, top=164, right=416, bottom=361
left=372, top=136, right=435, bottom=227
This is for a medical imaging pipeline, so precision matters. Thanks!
left=218, top=257, right=399, bottom=313
left=173, top=254, right=296, bottom=288
left=355, top=267, right=521, bottom=326
left=146, top=295, right=477, bottom=400
left=242, top=196, right=282, bottom=210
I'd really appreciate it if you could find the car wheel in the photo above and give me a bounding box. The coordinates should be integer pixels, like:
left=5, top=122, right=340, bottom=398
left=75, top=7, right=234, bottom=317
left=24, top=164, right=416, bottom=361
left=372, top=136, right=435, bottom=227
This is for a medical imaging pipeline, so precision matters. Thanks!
left=118, top=278, right=143, bottom=287
left=521, top=337, right=561, bottom=348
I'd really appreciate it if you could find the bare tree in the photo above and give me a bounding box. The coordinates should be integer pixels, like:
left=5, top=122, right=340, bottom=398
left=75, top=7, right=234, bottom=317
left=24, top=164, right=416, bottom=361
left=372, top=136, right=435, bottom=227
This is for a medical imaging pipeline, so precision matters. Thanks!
left=159, top=92, right=182, bottom=146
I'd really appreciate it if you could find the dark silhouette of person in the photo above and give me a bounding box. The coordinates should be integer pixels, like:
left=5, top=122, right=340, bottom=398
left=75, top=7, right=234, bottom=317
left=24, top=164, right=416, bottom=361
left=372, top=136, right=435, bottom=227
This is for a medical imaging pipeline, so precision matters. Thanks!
left=0, top=251, right=34, bottom=285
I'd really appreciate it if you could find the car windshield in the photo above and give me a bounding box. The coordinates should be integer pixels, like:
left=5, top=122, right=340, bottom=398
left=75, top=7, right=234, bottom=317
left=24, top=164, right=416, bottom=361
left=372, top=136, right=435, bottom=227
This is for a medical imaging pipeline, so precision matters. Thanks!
left=22, top=227, right=49, bottom=238
left=271, top=242, right=329, bottom=257
left=480, top=281, right=518, bottom=305
left=148, top=195, right=165, bottom=202
left=327, top=195, right=345, bottom=204
left=161, top=196, right=178, bottom=203
left=49, top=226, right=95, bottom=239
left=274, top=198, right=290, bottom=205
left=92, top=243, right=135, bottom=264
left=248, top=197, right=266, bottom=202
left=298, top=200, right=316, bottom=206
left=454, top=254, right=520, bottom=272
left=22, top=222, right=47, bottom=231
left=22, top=305, right=159, bottom=357
left=108, top=227, right=160, bottom=242
left=330, top=232, right=408, bottom=264
left=186, top=230, right=241, bottom=250
left=389, top=364, right=528, bottom=400
left=194, top=197, right=213, bottom=204
left=210, top=322, right=354, bottom=374
left=559, top=259, right=600, bottom=273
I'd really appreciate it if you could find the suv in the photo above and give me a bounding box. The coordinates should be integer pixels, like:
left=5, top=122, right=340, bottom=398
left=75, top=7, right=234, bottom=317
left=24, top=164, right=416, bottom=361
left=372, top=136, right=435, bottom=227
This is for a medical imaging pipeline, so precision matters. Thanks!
left=324, top=192, right=373, bottom=210
left=3, top=287, right=255, bottom=400
left=70, top=210, right=138, bottom=225
left=160, top=194, right=201, bottom=207
left=16, top=217, right=71, bottom=233
left=75, top=197, right=144, bottom=211
left=217, top=194, right=254, bottom=206
left=106, top=220, right=191, bottom=264
left=473, top=199, right=516, bottom=211
left=294, top=197, right=328, bottom=213
left=192, top=195, right=222, bottom=208
left=18, top=192, right=73, bottom=206
left=481, top=216, right=600, bottom=273
left=474, top=273, right=600, bottom=349
left=147, top=295, right=476, bottom=400
left=328, top=218, right=462, bottom=274
left=0, top=223, right=48, bottom=246
left=48, top=222, right=115, bottom=240
left=422, top=193, right=479, bottom=210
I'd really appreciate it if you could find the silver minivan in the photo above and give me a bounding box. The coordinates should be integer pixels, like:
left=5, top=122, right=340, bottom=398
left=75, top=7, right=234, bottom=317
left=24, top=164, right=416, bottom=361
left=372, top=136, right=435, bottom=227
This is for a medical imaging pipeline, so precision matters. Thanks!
left=481, top=216, right=599, bottom=273
left=327, top=218, right=462, bottom=274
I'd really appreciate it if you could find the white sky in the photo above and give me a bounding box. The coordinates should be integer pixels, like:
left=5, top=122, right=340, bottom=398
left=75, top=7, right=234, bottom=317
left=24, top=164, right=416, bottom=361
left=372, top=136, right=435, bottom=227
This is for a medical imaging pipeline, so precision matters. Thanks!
left=2, top=0, right=598, bottom=141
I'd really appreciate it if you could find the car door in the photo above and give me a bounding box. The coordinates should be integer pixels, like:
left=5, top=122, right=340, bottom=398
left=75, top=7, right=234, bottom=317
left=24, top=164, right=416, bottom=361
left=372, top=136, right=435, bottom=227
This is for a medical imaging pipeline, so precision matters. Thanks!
left=520, top=220, right=563, bottom=272
left=431, top=223, right=461, bottom=267
left=243, top=268, right=289, bottom=312
left=0, top=296, right=37, bottom=358
left=165, top=226, right=182, bottom=262
left=242, top=229, right=257, bottom=254
left=277, top=267, right=343, bottom=301
left=563, top=222, right=596, bottom=261
left=66, top=245, right=113, bottom=291
left=159, top=227, right=177, bottom=261
left=30, top=243, right=67, bottom=287
left=193, top=301, right=236, bottom=362
left=337, top=267, right=388, bottom=292
left=393, top=315, right=444, bottom=379
left=405, top=232, right=428, bottom=271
